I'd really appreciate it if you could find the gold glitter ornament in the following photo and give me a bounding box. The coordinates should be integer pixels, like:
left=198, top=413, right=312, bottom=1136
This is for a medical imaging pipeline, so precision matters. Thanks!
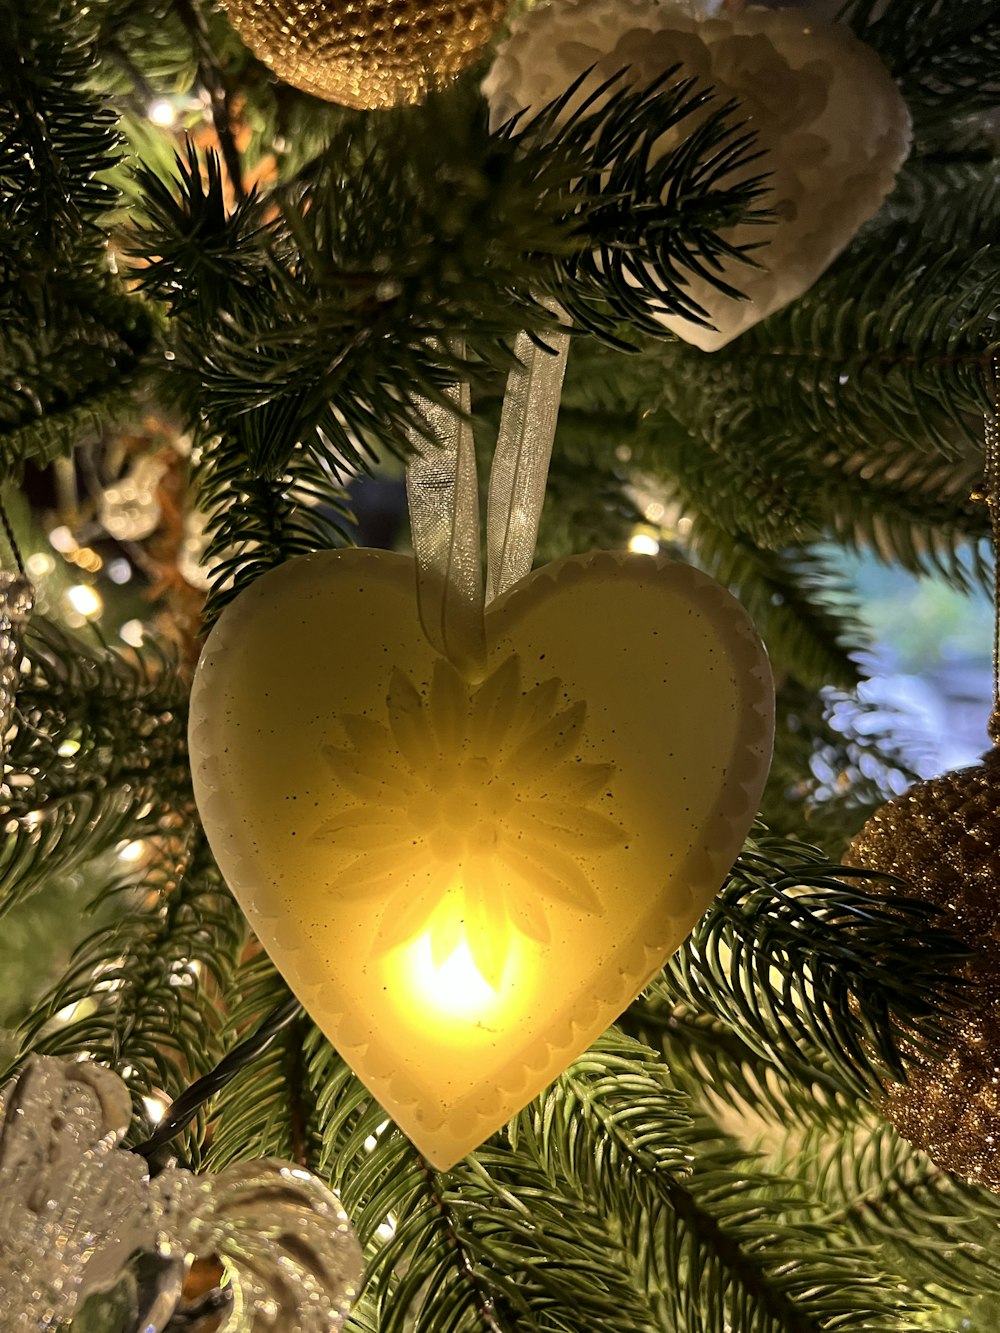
left=844, top=747, right=1000, bottom=1192
left=220, top=0, right=510, bottom=110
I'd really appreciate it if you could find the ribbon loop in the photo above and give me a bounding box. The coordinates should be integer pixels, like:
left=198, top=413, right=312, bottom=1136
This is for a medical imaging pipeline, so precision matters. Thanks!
left=405, top=307, right=570, bottom=678
left=486, top=312, right=571, bottom=604
left=406, top=380, right=487, bottom=681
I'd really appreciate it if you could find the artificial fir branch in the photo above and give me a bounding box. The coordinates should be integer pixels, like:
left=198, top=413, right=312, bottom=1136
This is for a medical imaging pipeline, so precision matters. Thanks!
left=622, top=999, right=865, bottom=1132
left=0, top=384, right=145, bottom=473
left=761, top=681, right=919, bottom=852
left=11, top=836, right=246, bottom=1167
left=793, top=1118, right=1000, bottom=1300
left=171, top=0, right=247, bottom=203
left=0, top=0, right=119, bottom=255
left=686, top=531, right=864, bottom=690
left=3, top=0, right=1000, bottom=1327
left=515, top=1031, right=924, bottom=1331
left=200, top=953, right=307, bottom=1168
left=661, top=834, right=969, bottom=1094
left=846, top=0, right=1000, bottom=117
left=0, top=0, right=160, bottom=458
left=0, top=617, right=191, bottom=912
left=130, top=75, right=765, bottom=480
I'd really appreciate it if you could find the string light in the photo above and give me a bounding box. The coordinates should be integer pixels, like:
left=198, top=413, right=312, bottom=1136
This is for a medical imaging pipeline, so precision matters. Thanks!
left=106, top=558, right=133, bottom=585
left=142, top=1090, right=171, bottom=1124
left=148, top=99, right=177, bottom=127
left=628, top=531, right=660, bottom=556
left=48, top=526, right=76, bottom=554
left=65, top=585, right=102, bottom=618
left=25, top=552, right=55, bottom=578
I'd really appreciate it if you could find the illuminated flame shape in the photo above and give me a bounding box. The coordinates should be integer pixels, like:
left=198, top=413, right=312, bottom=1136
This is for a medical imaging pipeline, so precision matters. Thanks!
left=314, top=655, right=623, bottom=985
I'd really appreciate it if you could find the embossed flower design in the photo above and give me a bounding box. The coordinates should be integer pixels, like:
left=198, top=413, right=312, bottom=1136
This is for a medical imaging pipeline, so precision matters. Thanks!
left=315, top=655, right=623, bottom=983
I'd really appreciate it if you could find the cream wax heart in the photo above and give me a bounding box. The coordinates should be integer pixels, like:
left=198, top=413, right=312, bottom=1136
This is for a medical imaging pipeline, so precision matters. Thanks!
left=189, top=548, right=773, bottom=1167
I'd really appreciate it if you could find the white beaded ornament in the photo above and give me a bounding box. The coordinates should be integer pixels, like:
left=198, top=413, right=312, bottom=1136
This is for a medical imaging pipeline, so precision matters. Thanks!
left=483, top=0, right=911, bottom=350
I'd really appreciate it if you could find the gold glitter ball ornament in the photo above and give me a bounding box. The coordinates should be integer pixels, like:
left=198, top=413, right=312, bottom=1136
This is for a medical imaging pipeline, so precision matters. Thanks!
left=845, top=748, right=1000, bottom=1192
left=220, top=0, right=510, bottom=110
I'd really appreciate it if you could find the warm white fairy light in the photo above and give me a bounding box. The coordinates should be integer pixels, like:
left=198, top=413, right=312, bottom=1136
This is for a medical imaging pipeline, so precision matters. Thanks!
left=628, top=532, right=660, bottom=556
left=48, top=526, right=76, bottom=554
left=107, top=558, right=133, bottom=585
left=120, top=619, right=145, bottom=648
left=69, top=547, right=103, bottom=573
left=148, top=99, right=177, bottom=127
left=65, top=585, right=102, bottom=618
left=142, top=1091, right=170, bottom=1124
left=25, top=552, right=55, bottom=578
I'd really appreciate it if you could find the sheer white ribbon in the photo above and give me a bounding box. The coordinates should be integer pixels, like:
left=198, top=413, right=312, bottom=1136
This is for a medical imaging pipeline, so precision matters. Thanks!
left=406, top=308, right=571, bottom=680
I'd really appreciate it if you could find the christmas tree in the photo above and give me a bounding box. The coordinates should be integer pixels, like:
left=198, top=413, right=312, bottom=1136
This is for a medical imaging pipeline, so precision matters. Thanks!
left=3, top=0, right=1000, bottom=1328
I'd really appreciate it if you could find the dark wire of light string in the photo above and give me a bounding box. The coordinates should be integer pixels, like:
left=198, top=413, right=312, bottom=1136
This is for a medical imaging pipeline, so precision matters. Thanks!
left=0, top=494, right=26, bottom=579
left=132, top=995, right=302, bottom=1162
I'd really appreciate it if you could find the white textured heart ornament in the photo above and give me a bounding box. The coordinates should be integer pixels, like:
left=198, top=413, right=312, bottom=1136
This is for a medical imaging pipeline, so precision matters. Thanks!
left=483, top=0, right=912, bottom=350
left=190, top=549, right=773, bottom=1167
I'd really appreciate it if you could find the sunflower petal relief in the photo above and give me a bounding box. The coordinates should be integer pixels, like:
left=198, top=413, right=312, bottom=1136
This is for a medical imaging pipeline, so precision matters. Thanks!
left=314, top=654, right=625, bottom=985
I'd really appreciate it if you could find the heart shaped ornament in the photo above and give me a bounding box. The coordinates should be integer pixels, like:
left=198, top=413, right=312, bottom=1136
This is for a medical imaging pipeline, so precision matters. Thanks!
left=190, top=548, right=773, bottom=1167
left=483, top=0, right=912, bottom=350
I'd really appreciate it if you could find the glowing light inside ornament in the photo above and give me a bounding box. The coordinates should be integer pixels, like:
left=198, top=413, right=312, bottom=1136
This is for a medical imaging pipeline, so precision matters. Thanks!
left=405, top=930, right=501, bottom=1024
left=189, top=546, right=775, bottom=1166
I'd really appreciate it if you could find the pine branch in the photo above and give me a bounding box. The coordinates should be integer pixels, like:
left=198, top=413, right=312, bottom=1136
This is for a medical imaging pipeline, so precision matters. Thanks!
left=845, top=0, right=1000, bottom=118
left=0, top=3, right=159, bottom=454
left=202, top=954, right=314, bottom=1169
left=0, top=0, right=119, bottom=260
left=797, top=1117, right=1000, bottom=1301
left=209, top=981, right=645, bottom=1333
left=660, top=248, right=996, bottom=466
left=193, top=430, right=354, bottom=624
left=129, top=76, right=764, bottom=482
left=0, top=382, right=139, bottom=472
left=568, top=382, right=870, bottom=688
left=760, top=680, right=919, bottom=853
left=513, top=1029, right=925, bottom=1331
left=829, top=491, right=989, bottom=589
left=171, top=0, right=246, bottom=202
left=1, top=618, right=191, bottom=914
left=10, top=836, right=246, bottom=1167
left=658, top=832, right=970, bottom=1095
left=685, top=525, right=865, bottom=691
left=621, top=997, right=866, bottom=1134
